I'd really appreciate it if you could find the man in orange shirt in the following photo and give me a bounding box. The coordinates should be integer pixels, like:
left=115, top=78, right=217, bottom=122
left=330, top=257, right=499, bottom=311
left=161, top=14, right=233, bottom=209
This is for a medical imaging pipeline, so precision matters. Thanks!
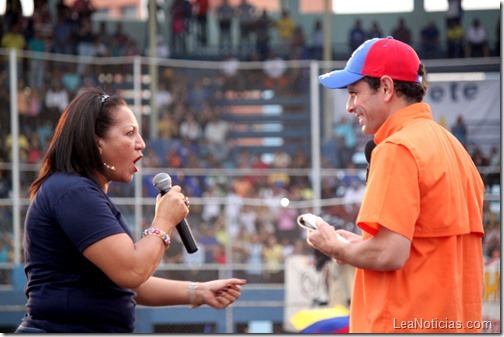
left=307, top=37, right=485, bottom=333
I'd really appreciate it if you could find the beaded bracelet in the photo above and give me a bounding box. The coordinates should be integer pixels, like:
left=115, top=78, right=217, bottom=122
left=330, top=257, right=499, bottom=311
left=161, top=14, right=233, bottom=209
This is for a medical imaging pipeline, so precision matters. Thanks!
left=141, top=228, right=171, bottom=249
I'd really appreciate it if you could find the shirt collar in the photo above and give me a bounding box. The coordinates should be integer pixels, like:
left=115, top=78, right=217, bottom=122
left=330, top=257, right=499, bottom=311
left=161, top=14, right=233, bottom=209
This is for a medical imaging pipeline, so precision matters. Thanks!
left=374, top=103, right=433, bottom=144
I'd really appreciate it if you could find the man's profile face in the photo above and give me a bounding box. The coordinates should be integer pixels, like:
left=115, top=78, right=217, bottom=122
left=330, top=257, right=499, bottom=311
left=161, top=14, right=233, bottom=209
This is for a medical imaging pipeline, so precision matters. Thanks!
left=345, top=79, right=387, bottom=135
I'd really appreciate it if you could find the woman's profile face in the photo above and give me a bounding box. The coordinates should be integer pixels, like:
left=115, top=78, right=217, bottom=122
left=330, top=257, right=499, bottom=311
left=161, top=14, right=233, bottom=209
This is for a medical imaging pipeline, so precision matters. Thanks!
left=97, top=105, right=145, bottom=184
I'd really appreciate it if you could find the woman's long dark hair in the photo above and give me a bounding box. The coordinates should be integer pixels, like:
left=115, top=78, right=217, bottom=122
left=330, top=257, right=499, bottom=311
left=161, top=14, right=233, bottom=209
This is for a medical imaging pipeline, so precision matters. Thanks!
left=30, top=87, right=126, bottom=200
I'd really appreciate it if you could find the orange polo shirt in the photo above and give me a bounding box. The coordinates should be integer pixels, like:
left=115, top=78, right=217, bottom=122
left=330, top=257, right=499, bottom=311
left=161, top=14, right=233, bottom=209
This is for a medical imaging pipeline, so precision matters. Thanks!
left=350, top=103, right=485, bottom=333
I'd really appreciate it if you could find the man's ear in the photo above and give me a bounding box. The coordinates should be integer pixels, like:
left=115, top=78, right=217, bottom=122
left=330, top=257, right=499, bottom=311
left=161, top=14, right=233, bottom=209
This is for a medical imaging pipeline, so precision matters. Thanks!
left=380, top=76, right=395, bottom=101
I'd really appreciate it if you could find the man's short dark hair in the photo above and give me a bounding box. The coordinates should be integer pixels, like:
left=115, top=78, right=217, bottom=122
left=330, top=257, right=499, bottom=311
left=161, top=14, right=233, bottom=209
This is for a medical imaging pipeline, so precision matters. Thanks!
left=363, top=64, right=428, bottom=103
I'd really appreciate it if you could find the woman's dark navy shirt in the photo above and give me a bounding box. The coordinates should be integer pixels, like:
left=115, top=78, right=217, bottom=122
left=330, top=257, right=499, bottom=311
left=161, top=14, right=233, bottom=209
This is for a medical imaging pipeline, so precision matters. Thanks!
left=22, top=172, right=136, bottom=332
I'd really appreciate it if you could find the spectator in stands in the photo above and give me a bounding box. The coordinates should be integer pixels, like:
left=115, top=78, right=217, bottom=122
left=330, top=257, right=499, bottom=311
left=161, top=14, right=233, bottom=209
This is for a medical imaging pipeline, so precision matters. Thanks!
left=36, top=120, right=53, bottom=152
left=465, top=18, right=490, bottom=57
left=291, top=25, right=307, bottom=58
left=203, top=109, right=230, bottom=162
left=367, top=21, right=383, bottom=39
left=390, top=17, right=412, bottom=45
left=70, top=0, right=95, bottom=22
left=1, top=21, right=26, bottom=82
left=450, top=115, right=467, bottom=148
left=142, top=148, right=162, bottom=168
left=188, top=78, right=211, bottom=111
left=348, top=19, right=366, bottom=53
left=6, top=131, right=29, bottom=162
left=262, top=51, right=288, bottom=93
left=446, top=19, right=465, bottom=58
left=243, top=51, right=265, bottom=89
left=254, top=9, right=274, bottom=60
left=248, top=153, right=269, bottom=187
left=274, top=197, right=298, bottom=242
left=276, top=9, right=296, bottom=56
left=290, top=148, right=310, bottom=186
left=0, top=241, right=9, bottom=263
left=178, top=138, right=201, bottom=169
left=75, top=17, right=96, bottom=74
left=182, top=231, right=206, bottom=280
left=471, top=147, right=489, bottom=168
left=96, top=22, right=113, bottom=49
left=241, top=233, right=264, bottom=283
left=483, top=209, right=500, bottom=257
left=221, top=52, right=242, bottom=93
left=224, top=184, right=244, bottom=238
left=194, top=0, right=209, bottom=47
left=213, top=213, right=229, bottom=245
left=255, top=204, right=275, bottom=235
left=420, top=21, right=440, bottom=59
left=236, top=0, right=256, bottom=54
left=268, top=149, right=291, bottom=187
left=124, top=38, right=141, bottom=57
left=199, top=225, right=220, bottom=263
left=162, top=236, right=184, bottom=264
left=197, top=100, right=215, bottom=129
left=310, top=19, right=323, bottom=60
left=27, top=30, right=47, bottom=89
left=217, top=0, right=235, bottom=52
left=342, top=178, right=365, bottom=213
left=27, top=87, right=42, bottom=121
left=156, top=82, right=173, bottom=111
left=181, top=0, right=193, bottom=38
left=171, top=100, right=189, bottom=124
left=15, top=87, right=245, bottom=333
left=93, top=35, right=107, bottom=58
left=214, top=243, right=227, bottom=264
left=164, top=144, right=183, bottom=169
left=334, top=116, right=357, bottom=168
left=0, top=169, right=10, bottom=198
left=52, top=7, right=76, bottom=55
left=27, top=132, right=43, bottom=165
left=170, top=0, right=187, bottom=55
left=111, top=22, right=130, bottom=57
left=17, top=81, right=30, bottom=126
left=201, top=182, right=222, bottom=223
left=32, top=4, right=53, bottom=46
left=486, top=145, right=500, bottom=189
left=61, top=63, right=82, bottom=98
left=262, top=235, right=283, bottom=281
left=180, top=112, right=203, bottom=143
left=446, top=0, right=463, bottom=27
left=471, top=146, right=490, bottom=186
left=45, top=79, right=69, bottom=115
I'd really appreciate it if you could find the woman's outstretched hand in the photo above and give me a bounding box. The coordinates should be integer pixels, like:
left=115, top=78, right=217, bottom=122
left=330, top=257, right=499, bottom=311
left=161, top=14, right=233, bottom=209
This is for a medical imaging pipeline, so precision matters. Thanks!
left=198, top=278, right=247, bottom=309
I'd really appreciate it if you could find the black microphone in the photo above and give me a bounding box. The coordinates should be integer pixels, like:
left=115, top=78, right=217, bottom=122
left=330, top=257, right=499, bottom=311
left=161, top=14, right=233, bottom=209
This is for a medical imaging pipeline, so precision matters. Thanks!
left=152, top=173, right=199, bottom=254
left=364, top=140, right=376, bottom=183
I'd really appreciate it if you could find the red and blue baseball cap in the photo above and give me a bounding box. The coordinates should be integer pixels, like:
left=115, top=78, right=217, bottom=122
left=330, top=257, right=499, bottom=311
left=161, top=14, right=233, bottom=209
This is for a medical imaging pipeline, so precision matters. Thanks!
left=319, top=36, right=422, bottom=89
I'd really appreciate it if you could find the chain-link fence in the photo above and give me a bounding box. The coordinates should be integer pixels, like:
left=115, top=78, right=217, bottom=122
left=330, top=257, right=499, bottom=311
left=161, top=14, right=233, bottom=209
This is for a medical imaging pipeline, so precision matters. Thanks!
left=0, top=49, right=500, bottom=332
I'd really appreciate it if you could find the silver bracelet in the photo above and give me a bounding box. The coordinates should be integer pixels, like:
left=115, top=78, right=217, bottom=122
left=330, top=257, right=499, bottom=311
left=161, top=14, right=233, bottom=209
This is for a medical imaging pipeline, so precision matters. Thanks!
left=188, top=282, right=200, bottom=308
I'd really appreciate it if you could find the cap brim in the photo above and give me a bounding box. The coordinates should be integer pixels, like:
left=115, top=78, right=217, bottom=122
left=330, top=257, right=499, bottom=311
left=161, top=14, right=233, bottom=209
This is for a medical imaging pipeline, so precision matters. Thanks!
left=319, top=70, right=365, bottom=89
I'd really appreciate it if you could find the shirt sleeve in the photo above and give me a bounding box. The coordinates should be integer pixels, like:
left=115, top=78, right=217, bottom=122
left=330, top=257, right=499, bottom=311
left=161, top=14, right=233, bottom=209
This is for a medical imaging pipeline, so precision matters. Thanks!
left=356, top=142, right=420, bottom=241
left=52, top=182, right=126, bottom=253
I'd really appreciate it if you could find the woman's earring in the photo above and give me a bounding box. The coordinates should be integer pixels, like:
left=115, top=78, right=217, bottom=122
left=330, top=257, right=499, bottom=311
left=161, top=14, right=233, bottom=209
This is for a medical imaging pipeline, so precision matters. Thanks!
left=103, top=162, right=116, bottom=170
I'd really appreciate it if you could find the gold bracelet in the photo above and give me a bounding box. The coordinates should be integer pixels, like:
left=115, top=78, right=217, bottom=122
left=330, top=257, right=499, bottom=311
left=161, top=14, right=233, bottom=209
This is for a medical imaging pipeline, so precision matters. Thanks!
left=188, top=282, right=201, bottom=308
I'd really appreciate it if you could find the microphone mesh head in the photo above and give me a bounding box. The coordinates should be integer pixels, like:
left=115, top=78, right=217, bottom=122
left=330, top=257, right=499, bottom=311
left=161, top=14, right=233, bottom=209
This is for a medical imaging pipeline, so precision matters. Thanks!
left=152, top=173, right=172, bottom=192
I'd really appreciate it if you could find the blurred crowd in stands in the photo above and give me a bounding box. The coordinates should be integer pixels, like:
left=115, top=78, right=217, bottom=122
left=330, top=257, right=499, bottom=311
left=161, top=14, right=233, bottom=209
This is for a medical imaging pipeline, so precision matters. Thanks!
left=0, top=0, right=500, bottom=283
left=0, top=0, right=500, bottom=64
